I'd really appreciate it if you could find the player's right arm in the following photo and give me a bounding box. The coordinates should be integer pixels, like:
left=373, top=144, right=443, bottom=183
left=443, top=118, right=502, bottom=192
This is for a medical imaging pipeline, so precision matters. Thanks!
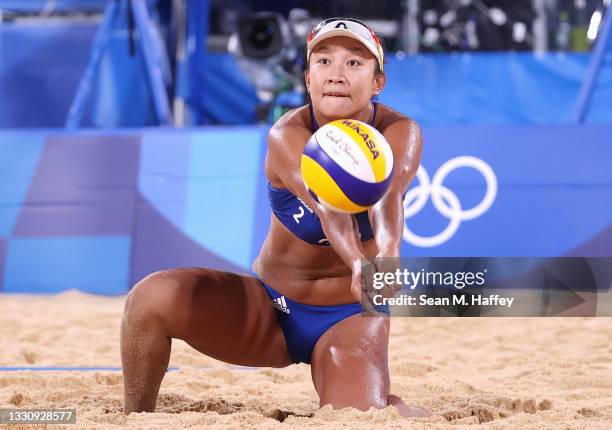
left=266, top=121, right=367, bottom=300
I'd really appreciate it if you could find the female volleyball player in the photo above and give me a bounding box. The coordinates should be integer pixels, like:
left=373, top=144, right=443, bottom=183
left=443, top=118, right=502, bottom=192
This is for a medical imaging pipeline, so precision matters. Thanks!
left=121, top=18, right=427, bottom=418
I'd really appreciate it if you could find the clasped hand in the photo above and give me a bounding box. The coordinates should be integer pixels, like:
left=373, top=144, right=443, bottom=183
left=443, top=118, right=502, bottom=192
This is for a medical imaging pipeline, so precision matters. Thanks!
left=351, top=254, right=402, bottom=314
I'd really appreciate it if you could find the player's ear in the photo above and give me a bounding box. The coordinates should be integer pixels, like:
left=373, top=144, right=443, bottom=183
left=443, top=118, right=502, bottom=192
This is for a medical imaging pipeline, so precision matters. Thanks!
left=372, top=72, right=386, bottom=96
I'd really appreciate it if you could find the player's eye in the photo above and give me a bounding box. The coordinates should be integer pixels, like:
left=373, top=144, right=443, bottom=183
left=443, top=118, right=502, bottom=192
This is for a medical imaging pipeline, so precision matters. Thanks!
left=318, top=58, right=330, bottom=65
left=348, top=59, right=361, bottom=66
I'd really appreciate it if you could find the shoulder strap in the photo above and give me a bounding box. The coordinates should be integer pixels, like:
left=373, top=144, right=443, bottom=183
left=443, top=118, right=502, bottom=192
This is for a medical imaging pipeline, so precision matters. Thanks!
left=370, top=101, right=378, bottom=126
left=309, top=103, right=319, bottom=130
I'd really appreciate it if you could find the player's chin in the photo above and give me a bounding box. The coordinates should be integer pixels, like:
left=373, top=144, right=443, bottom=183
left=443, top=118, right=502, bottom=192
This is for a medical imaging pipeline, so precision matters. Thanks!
left=319, top=96, right=356, bottom=118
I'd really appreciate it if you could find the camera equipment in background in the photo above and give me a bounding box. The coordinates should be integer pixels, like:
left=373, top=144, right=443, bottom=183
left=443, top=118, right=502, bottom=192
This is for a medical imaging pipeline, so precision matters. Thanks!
left=418, top=0, right=536, bottom=52
left=416, top=0, right=609, bottom=52
left=238, top=12, right=285, bottom=58
left=551, top=0, right=609, bottom=51
left=229, top=9, right=310, bottom=123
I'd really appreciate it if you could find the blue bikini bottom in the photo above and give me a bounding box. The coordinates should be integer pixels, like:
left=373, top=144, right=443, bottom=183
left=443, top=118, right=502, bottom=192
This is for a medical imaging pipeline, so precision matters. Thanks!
left=258, top=280, right=364, bottom=364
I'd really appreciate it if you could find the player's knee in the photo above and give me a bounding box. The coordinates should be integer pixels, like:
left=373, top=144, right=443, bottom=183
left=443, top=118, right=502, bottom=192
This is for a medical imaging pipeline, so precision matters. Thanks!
left=125, top=270, right=185, bottom=325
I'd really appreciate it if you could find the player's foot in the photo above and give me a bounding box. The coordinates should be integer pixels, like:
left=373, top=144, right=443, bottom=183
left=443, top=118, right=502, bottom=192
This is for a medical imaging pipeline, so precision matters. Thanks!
left=387, top=394, right=432, bottom=418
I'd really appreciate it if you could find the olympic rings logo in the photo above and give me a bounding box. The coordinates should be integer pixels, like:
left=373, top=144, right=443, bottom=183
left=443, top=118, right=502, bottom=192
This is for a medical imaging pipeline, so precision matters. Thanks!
left=403, top=156, right=497, bottom=248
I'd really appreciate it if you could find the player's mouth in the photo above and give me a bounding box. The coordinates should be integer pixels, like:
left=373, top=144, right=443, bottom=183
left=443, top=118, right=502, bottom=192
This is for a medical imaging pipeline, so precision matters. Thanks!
left=323, top=92, right=350, bottom=98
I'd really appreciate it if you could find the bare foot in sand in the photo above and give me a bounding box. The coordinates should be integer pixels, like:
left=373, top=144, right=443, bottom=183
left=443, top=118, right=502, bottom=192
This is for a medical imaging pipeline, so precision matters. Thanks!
left=388, top=394, right=432, bottom=418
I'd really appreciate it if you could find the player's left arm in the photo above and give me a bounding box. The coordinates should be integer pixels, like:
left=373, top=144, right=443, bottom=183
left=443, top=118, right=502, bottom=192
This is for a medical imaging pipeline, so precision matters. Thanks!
left=368, top=118, right=423, bottom=258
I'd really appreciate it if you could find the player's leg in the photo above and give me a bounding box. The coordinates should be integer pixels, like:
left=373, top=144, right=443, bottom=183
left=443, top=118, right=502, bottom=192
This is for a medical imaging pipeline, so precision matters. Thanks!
left=121, top=268, right=291, bottom=414
left=310, top=314, right=430, bottom=417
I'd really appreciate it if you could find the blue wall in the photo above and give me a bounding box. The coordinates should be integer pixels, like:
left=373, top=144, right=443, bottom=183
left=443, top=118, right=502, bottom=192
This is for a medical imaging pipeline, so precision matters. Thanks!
left=0, top=125, right=610, bottom=294
left=191, top=52, right=612, bottom=126
left=381, top=53, right=612, bottom=124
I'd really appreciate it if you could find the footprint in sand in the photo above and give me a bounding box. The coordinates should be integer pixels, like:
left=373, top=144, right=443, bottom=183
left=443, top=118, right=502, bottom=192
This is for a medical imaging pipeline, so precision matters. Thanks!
left=77, top=395, right=122, bottom=414
left=156, top=393, right=244, bottom=414
left=79, top=393, right=242, bottom=415
left=576, top=407, right=600, bottom=417
left=21, top=349, right=38, bottom=364
left=156, top=393, right=312, bottom=421
left=262, top=408, right=314, bottom=423
left=91, top=391, right=311, bottom=421
left=94, top=373, right=122, bottom=386
left=442, top=396, right=553, bottom=424
left=9, top=393, right=25, bottom=406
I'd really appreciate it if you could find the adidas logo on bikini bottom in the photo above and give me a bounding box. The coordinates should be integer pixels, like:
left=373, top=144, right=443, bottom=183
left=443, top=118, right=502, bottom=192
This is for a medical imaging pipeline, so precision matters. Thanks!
left=272, top=296, right=291, bottom=314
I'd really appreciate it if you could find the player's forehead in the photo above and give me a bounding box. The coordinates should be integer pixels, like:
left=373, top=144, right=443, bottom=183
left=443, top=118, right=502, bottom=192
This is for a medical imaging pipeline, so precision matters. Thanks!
left=311, top=36, right=372, bottom=57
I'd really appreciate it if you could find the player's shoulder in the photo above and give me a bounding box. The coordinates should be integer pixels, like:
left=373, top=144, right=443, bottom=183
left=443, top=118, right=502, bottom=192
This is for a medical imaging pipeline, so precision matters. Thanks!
left=270, top=105, right=311, bottom=134
left=375, top=103, right=420, bottom=134
left=268, top=105, right=312, bottom=148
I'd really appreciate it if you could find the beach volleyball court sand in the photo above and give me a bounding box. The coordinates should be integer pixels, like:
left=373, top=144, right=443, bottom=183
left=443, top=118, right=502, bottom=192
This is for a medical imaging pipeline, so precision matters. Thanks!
left=1, top=290, right=611, bottom=429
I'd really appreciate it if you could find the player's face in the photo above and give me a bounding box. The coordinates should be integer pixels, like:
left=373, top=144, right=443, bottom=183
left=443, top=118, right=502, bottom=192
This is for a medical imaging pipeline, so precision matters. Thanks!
left=305, top=36, right=384, bottom=120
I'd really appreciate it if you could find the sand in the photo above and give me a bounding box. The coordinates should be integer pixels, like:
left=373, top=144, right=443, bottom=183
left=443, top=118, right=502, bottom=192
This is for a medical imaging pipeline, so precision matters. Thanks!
left=1, top=290, right=611, bottom=429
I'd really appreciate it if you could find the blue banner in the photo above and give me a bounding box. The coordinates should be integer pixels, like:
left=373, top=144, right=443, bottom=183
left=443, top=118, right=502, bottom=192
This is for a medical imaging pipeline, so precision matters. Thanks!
left=0, top=124, right=610, bottom=294
left=401, top=124, right=612, bottom=256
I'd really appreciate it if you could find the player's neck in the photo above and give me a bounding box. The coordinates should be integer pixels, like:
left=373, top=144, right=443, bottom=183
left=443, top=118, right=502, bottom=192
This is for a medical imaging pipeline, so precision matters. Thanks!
left=313, top=102, right=373, bottom=128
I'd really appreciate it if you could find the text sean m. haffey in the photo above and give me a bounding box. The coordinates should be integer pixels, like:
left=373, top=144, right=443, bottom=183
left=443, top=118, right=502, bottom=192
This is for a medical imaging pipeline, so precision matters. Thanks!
left=373, top=294, right=515, bottom=308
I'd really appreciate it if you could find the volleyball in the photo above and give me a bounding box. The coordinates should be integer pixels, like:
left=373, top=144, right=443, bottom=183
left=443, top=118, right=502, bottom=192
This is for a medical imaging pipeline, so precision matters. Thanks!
left=301, top=119, right=394, bottom=213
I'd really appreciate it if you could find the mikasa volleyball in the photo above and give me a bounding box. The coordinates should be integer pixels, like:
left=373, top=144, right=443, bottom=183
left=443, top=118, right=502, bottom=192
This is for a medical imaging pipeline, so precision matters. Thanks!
left=301, top=119, right=394, bottom=213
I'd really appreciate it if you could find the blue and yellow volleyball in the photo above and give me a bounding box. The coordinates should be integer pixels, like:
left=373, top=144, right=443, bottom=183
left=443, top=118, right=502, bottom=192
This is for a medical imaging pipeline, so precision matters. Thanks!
left=301, top=119, right=394, bottom=213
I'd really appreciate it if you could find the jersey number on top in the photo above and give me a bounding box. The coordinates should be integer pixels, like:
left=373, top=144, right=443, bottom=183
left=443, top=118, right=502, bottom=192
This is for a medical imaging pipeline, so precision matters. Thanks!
left=293, top=206, right=305, bottom=224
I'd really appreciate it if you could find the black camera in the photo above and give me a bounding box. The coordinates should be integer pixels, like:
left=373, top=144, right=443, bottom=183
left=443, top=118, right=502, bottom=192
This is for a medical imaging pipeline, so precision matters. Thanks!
left=238, top=12, right=285, bottom=59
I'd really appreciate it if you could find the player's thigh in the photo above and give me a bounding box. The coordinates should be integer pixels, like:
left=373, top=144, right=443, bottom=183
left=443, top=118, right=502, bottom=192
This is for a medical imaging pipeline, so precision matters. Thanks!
left=127, top=268, right=292, bottom=367
left=310, top=314, right=391, bottom=409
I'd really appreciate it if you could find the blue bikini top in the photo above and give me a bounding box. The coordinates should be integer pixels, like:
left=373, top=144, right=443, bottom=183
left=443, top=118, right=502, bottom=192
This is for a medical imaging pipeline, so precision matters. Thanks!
left=268, top=103, right=378, bottom=246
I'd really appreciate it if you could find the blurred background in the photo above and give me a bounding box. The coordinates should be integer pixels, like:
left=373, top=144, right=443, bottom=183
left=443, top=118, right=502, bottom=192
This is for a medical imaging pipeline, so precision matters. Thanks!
left=0, top=0, right=610, bottom=294
left=2, top=0, right=611, bottom=127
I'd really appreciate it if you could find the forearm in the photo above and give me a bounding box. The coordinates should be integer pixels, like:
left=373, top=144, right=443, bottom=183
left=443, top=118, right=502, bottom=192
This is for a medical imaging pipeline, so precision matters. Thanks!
left=318, top=209, right=366, bottom=270
left=370, top=193, right=404, bottom=257
left=369, top=118, right=421, bottom=258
